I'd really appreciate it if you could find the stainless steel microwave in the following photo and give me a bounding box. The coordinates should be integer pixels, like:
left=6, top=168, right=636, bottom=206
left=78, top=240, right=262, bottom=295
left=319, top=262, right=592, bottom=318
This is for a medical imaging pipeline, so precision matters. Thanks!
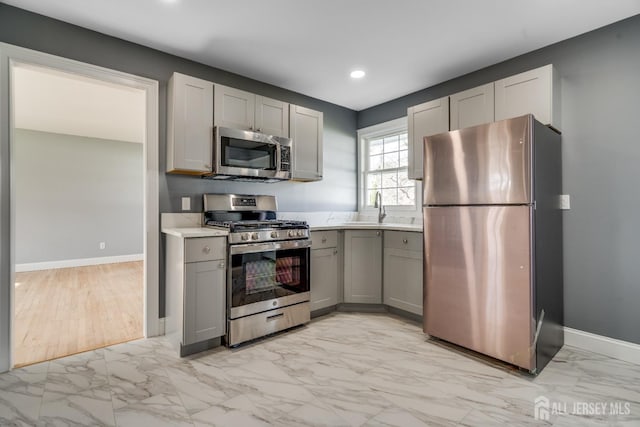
left=209, top=127, right=292, bottom=181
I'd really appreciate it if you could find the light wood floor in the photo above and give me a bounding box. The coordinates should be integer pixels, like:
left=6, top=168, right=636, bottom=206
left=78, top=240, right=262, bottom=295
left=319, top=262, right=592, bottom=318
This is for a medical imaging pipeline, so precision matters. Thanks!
left=14, top=261, right=143, bottom=367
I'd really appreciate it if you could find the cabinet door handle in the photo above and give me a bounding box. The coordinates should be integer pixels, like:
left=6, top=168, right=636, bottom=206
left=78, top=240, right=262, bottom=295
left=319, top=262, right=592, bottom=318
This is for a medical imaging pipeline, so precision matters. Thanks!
left=256, top=128, right=262, bottom=132
left=204, top=164, right=211, bottom=169
left=218, top=262, right=225, bottom=269
left=403, top=239, right=408, bottom=244
left=249, top=126, right=253, bottom=131
left=203, top=246, right=211, bottom=254
left=376, top=231, right=381, bottom=236
left=333, top=249, right=338, bottom=255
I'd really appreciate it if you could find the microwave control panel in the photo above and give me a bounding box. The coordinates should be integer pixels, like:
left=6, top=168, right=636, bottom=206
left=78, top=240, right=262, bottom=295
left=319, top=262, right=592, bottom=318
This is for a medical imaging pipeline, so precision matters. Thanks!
left=280, top=146, right=291, bottom=171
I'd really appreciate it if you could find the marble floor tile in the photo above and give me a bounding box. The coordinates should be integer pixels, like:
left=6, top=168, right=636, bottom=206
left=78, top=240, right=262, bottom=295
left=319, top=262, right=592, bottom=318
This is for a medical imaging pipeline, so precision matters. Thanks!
left=367, top=408, right=435, bottom=427
left=39, top=386, right=115, bottom=426
left=191, top=405, right=270, bottom=427
left=0, top=362, right=48, bottom=425
left=0, top=312, right=639, bottom=426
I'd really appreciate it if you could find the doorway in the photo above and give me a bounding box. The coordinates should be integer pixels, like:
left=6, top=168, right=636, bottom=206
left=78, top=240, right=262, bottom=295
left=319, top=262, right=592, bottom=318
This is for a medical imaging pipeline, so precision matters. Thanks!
left=12, top=63, right=146, bottom=366
left=0, top=43, right=160, bottom=372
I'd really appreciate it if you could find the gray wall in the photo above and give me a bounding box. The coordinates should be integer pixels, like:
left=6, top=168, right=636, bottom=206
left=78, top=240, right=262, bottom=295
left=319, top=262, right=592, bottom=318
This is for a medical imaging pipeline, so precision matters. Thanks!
left=0, top=4, right=357, bottom=319
left=14, top=129, right=143, bottom=264
left=359, top=15, right=640, bottom=345
left=0, top=4, right=357, bottom=215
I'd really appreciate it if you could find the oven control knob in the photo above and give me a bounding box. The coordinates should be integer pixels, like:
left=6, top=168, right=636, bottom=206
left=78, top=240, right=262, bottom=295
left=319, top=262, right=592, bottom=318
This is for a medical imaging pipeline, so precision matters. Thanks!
left=251, top=232, right=259, bottom=240
left=287, top=230, right=295, bottom=237
left=241, top=233, right=250, bottom=241
left=270, top=231, right=278, bottom=238
left=297, top=230, right=304, bottom=237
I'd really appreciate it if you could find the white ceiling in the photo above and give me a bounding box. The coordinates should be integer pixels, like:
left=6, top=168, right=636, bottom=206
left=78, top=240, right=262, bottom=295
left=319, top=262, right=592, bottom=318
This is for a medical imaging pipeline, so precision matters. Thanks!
left=13, top=64, right=146, bottom=143
left=4, top=0, right=640, bottom=111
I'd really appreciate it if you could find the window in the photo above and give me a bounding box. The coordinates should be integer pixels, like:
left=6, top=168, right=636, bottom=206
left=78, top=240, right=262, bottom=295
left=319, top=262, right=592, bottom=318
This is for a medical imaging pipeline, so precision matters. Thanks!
left=358, top=117, right=419, bottom=213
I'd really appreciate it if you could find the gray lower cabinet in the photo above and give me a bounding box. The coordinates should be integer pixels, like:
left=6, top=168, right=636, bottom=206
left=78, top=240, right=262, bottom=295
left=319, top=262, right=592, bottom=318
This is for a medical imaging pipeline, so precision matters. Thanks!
left=165, top=235, right=226, bottom=354
left=344, top=230, right=382, bottom=303
left=184, top=260, right=226, bottom=345
left=310, top=231, right=339, bottom=311
left=383, top=231, right=423, bottom=315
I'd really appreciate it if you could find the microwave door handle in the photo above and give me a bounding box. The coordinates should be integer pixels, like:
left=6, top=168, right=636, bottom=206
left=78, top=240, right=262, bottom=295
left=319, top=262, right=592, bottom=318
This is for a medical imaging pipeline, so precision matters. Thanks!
left=276, top=143, right=282, bottom=172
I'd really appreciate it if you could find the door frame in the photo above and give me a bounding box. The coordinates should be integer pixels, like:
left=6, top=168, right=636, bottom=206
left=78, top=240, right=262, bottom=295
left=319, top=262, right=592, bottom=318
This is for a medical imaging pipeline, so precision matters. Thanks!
left=0, top=42, right=160, bottom=372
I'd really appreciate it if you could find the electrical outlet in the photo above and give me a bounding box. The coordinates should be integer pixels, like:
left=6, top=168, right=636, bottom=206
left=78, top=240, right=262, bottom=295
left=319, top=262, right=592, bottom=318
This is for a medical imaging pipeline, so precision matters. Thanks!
left=99, top=242, right=106, bottom=250
left=559, top=194, right=571, bottom=210
left=181, top=196, right=191, bottom=211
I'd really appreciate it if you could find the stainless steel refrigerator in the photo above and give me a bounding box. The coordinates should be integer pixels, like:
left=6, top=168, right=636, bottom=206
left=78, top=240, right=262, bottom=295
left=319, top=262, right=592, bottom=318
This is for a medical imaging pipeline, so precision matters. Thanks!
left=422, top=114, right=563, bottom=374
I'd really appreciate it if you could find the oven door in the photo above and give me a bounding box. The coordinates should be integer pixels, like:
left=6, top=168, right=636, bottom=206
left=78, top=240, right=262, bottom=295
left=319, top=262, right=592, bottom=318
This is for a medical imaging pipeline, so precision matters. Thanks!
left=228, top=239, right=311, bottom=319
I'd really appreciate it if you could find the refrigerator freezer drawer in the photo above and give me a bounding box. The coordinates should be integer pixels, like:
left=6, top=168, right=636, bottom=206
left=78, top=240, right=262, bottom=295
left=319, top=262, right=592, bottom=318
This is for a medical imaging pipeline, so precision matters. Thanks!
left=423, top=205, right=535, bottom=371
left=423, top=114, right=533, bottom=205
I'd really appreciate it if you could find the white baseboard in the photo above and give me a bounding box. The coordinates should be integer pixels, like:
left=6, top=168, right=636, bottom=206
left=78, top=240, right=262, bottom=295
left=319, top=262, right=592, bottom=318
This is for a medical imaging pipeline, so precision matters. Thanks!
left=564, top=327, right=640, bottom=365
left=15, top=254, right=144, bottom=272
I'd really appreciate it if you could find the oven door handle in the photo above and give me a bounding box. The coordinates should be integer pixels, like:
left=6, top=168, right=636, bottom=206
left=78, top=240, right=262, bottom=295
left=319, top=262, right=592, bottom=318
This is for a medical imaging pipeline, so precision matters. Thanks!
left=229, top=239, right=312, bottom=255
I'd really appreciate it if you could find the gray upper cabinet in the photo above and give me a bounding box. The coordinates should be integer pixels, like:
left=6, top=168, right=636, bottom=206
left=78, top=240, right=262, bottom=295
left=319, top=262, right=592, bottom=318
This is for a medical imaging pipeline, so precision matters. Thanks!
left=344, top=230, right=382, bottom=304
left=407, top=65, right=560, bottom=179
left=214, top=84, right=290, bottom=137
left=255, top=96, right=290, bottom=137
left=495, top=64, right=560, bottom=131
left=167, top=72, right=214, bottom=174
left=407, top=96, right=449, bottom=180
left=213, top=84, right=255, bottom=131
left=450, top=83, right=495, bottom=131
left=290, top=105, right=324, bottom=181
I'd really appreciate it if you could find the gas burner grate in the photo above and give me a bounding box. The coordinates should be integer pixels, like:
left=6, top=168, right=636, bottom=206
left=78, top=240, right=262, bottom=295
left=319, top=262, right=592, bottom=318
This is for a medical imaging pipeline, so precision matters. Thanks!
left=204, top=219, right=308, bottom=232
left=205, top=221, right=232, bottom=229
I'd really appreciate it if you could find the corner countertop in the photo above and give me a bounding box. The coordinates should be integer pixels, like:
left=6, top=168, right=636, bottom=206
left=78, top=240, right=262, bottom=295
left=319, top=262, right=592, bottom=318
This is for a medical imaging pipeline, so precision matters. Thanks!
left=162, top=227, right=229, bottom=238
left=310, top=222, right=422, bottom=232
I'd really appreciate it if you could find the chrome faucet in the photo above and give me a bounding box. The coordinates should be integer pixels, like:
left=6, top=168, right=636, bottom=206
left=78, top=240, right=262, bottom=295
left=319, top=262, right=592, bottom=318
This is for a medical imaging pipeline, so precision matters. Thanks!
left=374, top=191, right=386, bottom=223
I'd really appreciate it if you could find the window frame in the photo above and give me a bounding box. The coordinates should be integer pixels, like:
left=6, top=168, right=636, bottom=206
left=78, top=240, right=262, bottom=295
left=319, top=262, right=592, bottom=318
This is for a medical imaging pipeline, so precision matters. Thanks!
left=357, top=117, right=421, bottom=216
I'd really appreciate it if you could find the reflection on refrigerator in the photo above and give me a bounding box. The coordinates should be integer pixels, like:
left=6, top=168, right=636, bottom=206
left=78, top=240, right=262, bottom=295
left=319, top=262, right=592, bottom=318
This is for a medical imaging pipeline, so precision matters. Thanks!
left=422, top=114, right=563, bottom=374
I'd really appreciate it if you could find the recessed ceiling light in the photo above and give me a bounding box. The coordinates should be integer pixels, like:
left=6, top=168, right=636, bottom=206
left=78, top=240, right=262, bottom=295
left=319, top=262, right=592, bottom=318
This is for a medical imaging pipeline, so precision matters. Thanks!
left=350, top=70, right=366, bottom=79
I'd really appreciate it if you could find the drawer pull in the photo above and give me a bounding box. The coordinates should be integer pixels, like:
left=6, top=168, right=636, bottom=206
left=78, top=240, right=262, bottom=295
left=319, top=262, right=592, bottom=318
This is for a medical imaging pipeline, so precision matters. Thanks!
left=321, top=237, right=327, bottom=243
left=203, top=246, right=211, bottom=254
left=403, top=239, right=408, bottom=244
left=266, top=313, right=284, bottom=321
left=376, top=231, right=381, bottom=236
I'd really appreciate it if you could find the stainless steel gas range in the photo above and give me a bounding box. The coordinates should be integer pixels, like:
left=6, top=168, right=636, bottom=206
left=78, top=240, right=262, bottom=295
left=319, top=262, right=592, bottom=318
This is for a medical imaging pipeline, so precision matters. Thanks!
left=203, top=194, right=311, bottom=347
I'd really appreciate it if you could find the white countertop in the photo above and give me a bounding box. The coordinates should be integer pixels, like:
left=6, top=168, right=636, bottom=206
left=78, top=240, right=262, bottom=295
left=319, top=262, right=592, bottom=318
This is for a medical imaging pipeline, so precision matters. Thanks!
left=162, top=222, right=421, bottom=238
left=310, top=222, right=422, bottom=232
left=162, top=227, right=229, bottom=238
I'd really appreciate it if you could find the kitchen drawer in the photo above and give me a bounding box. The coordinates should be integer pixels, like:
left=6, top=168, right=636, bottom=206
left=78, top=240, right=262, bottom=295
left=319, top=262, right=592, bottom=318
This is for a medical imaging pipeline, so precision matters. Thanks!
left=185, top=237, right=226, bottom=263
left=228, top=302, right=310, bottom=346
left=311, top=230, right=338, bottom=249
left=384, top=231, right=423, bottom=252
